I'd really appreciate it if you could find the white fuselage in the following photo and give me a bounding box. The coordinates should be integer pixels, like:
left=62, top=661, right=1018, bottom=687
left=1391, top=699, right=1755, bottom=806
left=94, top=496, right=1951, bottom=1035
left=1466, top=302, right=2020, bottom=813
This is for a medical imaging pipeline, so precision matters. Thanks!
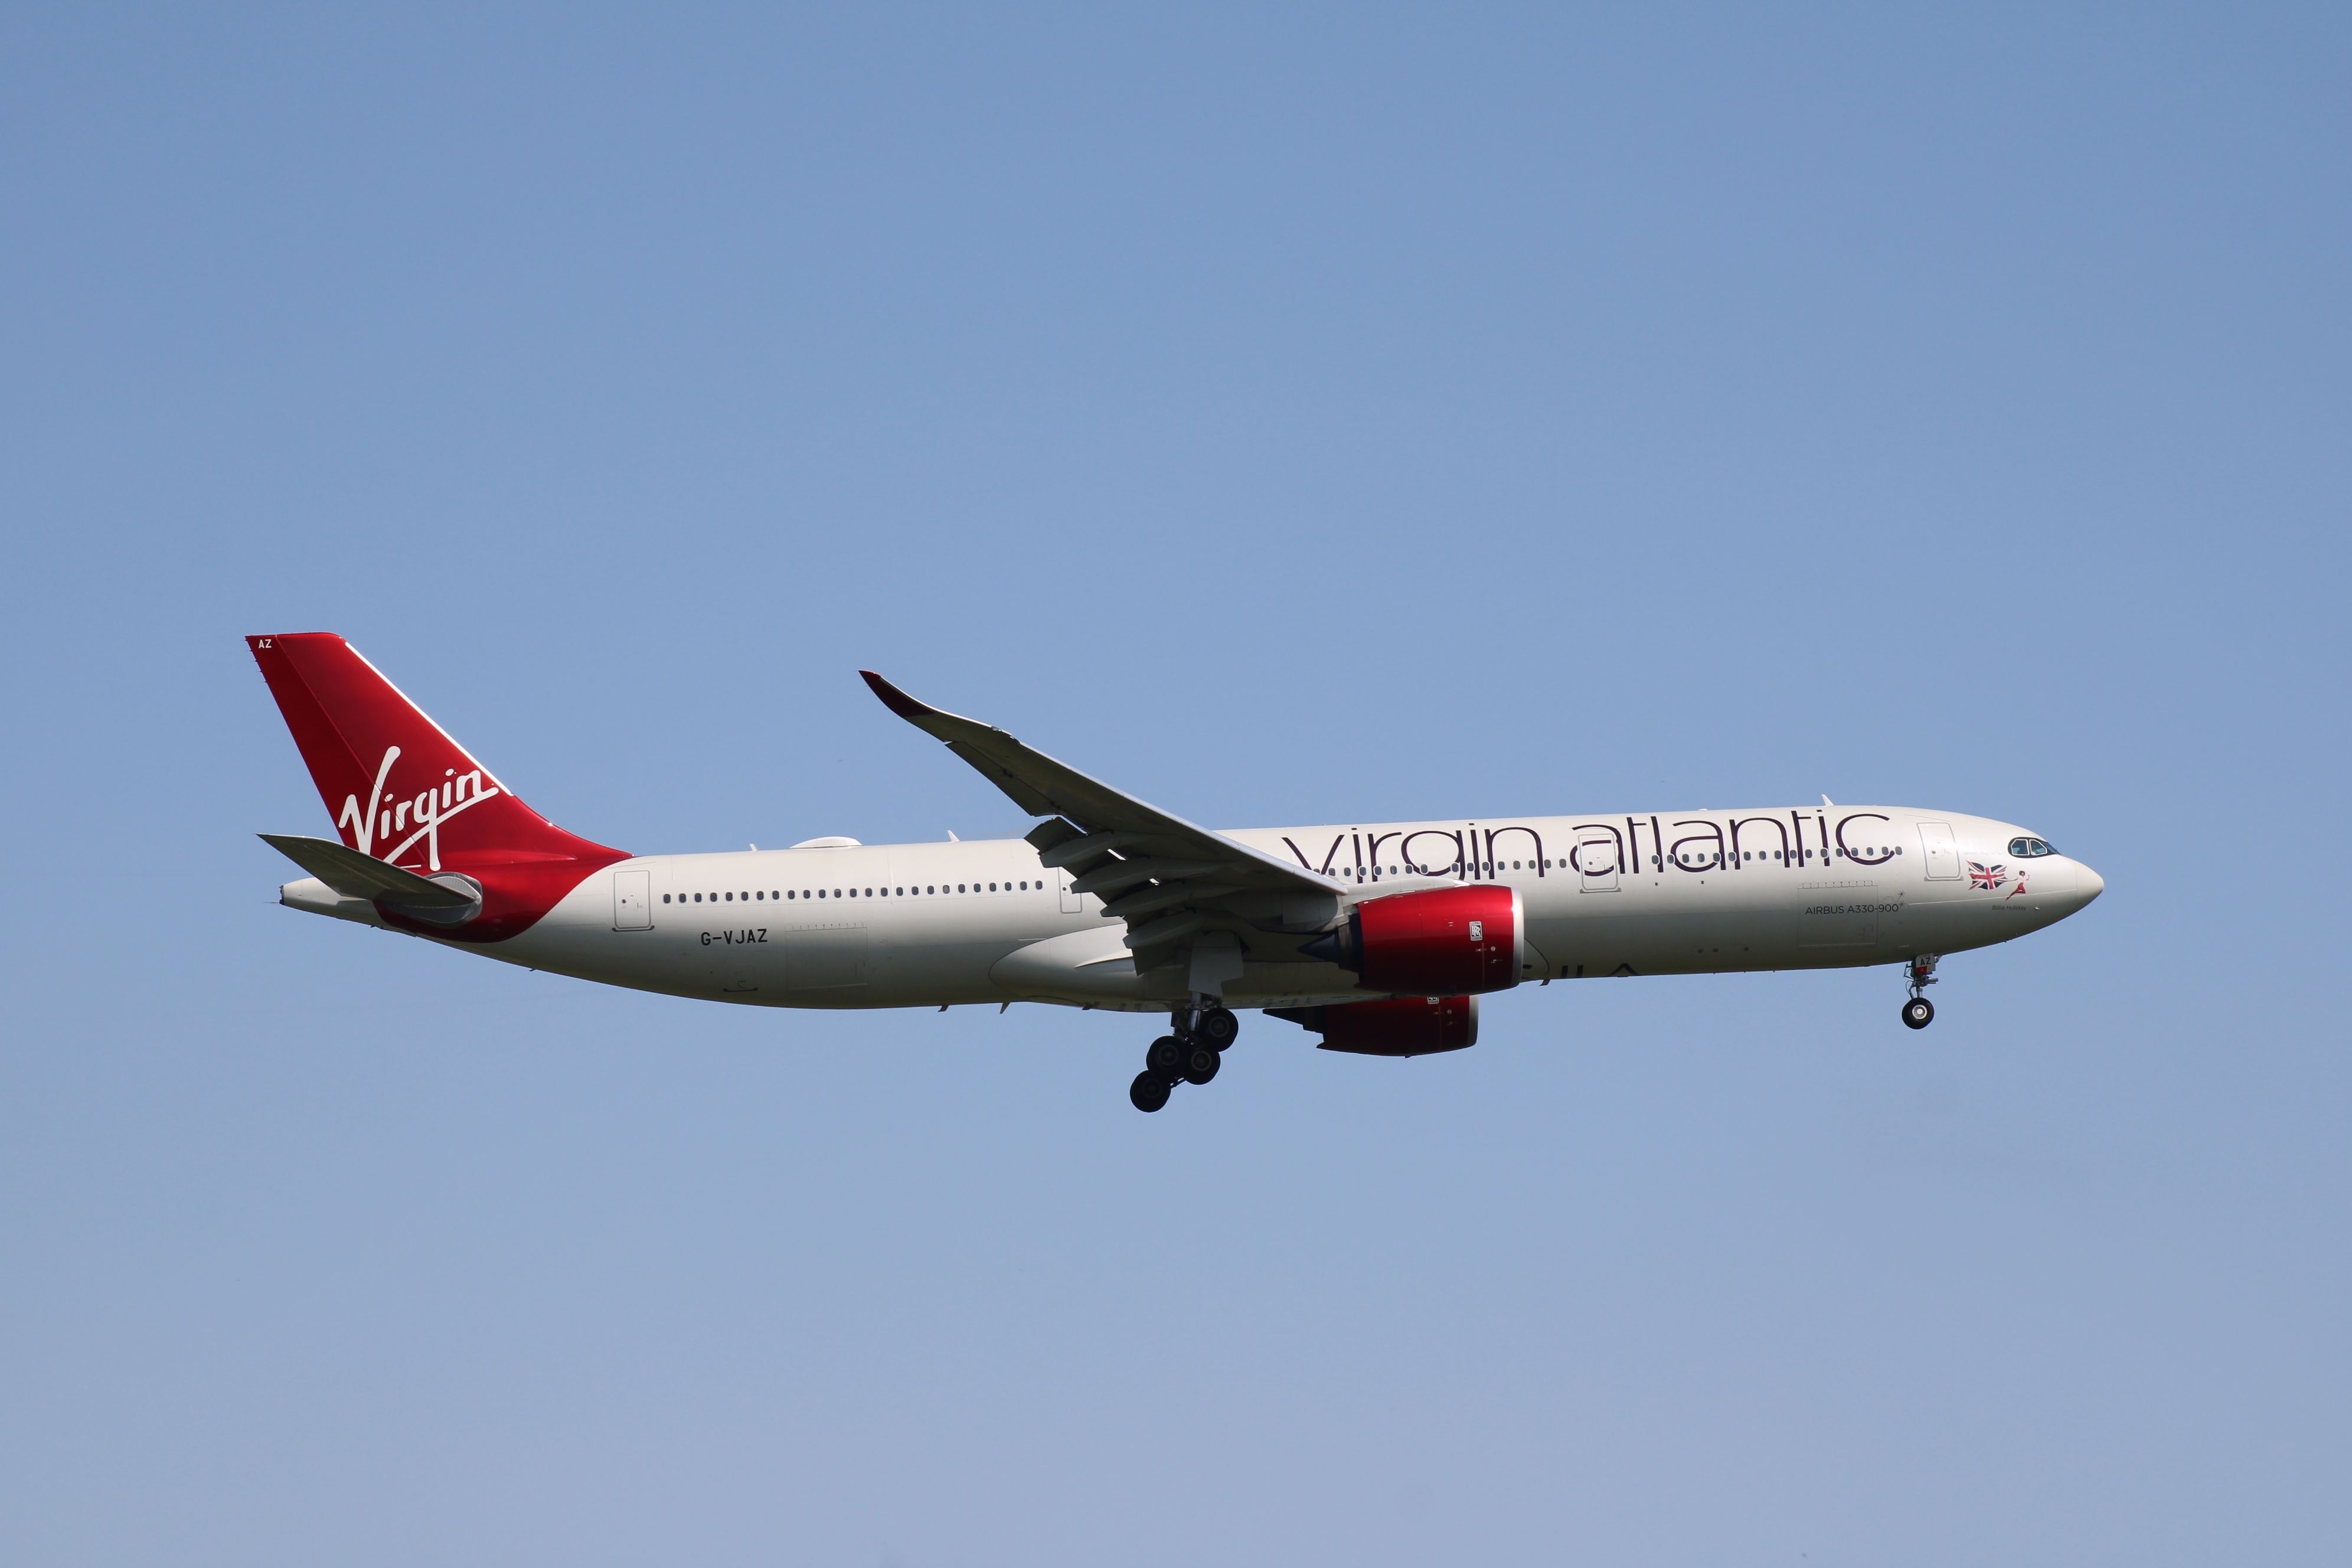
left=283, top=805, right=2103, bottom=1014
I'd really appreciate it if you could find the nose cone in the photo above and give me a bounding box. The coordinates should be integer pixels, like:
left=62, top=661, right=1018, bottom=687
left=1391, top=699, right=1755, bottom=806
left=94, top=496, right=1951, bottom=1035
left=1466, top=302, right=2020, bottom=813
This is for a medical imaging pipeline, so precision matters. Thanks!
left=2069, top=859, right=2105, bottom=909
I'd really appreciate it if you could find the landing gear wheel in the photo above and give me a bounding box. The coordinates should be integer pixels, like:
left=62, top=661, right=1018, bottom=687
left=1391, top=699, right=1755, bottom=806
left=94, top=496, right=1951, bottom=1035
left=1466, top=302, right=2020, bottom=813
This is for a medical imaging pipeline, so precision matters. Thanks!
left=1195, top=1007, right=1240, bottom=1050
left=1181, top=1042, right=1221, bottom=1085
left=1145, top=1035, right=1184, bottom=1074
left=1129, top=1071, right=1174, bottom=1113
left=1902, top=997, right=1935, bottom=1030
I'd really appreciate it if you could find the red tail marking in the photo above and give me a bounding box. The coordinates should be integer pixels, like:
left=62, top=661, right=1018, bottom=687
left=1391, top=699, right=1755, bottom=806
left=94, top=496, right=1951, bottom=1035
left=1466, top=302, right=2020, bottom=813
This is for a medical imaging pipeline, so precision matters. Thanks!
left=248, top=634, right=626, bottom=942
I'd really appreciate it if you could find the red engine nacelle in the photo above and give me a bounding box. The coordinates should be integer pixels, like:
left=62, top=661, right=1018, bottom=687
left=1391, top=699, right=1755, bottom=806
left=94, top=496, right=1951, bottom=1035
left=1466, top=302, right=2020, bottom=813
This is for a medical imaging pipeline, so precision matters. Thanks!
left=1268, top=995, right=1480, bottom=1057
left=1302, top=884, right=1523, bottom=995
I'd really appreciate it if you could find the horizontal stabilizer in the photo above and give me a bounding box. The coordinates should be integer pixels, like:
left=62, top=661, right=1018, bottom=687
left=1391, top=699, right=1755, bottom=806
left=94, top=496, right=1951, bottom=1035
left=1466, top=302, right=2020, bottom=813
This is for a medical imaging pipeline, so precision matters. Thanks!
left=259, top=833, right=477, bottom=909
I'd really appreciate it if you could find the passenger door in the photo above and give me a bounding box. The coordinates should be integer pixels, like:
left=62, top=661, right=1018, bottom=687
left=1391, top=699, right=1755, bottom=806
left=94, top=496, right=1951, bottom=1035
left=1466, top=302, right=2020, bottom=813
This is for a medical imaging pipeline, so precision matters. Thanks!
left=1574, top=832, right=1619, bottom=893
left=1917, top=822, right=1961, bottom=880
left=612, top=868, right=652, bottom=930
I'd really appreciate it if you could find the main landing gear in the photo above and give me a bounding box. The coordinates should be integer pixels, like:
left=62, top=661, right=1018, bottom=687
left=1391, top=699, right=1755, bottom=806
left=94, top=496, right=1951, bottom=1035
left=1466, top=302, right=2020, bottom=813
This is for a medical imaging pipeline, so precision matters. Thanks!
left=1901, top=954, right=1940, bottom=1030
left=1129, top=1002, right=1238, bottom=1112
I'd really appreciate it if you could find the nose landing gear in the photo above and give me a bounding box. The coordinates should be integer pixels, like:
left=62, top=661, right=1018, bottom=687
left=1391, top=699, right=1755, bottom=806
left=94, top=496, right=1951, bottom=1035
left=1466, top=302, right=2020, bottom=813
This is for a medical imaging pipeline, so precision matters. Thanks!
left=1128, top=1001, right=1239, bottom=1111
left=1901, top=954, right=1939, bottom=1030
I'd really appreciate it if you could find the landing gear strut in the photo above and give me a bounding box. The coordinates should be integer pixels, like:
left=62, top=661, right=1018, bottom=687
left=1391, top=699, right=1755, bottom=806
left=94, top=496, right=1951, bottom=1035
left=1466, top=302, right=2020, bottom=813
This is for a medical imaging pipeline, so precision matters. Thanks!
left=1901, top=954, right=1939, bottom=1030
left=1128, top=1001, right=1240, bottom=1111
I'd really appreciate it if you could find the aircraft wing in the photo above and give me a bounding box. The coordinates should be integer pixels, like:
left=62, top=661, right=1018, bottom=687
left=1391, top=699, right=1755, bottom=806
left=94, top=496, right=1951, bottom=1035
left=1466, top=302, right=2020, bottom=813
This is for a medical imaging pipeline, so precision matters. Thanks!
left=860, top=672, right=1338, bottom=984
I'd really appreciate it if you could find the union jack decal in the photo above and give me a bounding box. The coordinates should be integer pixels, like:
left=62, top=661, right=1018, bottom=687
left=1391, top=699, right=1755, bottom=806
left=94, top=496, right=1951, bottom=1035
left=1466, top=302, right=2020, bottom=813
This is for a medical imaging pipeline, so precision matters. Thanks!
left=1967, top=861, right=2008, bottom=891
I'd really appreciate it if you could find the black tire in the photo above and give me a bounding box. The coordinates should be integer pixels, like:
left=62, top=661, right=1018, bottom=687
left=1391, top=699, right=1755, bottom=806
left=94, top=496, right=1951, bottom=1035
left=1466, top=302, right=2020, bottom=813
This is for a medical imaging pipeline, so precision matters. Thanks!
left=1902, top=997, right=1935, bottom=1030
left=1196, top=1007, right=1240, bottom=1050
left=1181, top=1042, right=1221, bottom=1085
left=1129, top=1071, right=1173, bottom=1113
left=1145, top=1035, right=1183, bottom=1074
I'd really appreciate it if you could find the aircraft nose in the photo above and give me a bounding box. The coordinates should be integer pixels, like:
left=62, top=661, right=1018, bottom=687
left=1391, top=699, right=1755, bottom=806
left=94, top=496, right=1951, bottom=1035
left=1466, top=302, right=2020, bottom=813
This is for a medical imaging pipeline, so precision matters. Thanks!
left=2073, top=860, right=2105, bottom=904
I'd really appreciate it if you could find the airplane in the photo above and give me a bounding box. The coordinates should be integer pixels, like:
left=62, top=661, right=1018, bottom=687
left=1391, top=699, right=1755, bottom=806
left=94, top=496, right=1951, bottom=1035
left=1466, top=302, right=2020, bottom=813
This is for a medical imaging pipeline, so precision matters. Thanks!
left=249, top=633, right=2104, bottom=1112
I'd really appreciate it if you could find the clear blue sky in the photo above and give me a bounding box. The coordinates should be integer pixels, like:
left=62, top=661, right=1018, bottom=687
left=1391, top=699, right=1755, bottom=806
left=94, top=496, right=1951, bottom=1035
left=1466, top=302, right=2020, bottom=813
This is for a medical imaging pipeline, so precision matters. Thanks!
left=3, top=6, right=2346, bottom=1563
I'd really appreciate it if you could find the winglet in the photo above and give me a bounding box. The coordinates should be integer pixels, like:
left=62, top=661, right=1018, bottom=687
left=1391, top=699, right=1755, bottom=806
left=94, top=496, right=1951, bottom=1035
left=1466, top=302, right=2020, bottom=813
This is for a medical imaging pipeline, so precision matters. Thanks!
left=860, top=671, right=937, bottom=721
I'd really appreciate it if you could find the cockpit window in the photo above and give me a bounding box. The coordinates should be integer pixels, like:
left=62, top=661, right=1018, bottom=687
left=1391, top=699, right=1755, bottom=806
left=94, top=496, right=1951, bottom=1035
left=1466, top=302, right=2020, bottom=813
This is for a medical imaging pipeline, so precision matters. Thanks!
left=2008, top=836, right=2057, bottom=858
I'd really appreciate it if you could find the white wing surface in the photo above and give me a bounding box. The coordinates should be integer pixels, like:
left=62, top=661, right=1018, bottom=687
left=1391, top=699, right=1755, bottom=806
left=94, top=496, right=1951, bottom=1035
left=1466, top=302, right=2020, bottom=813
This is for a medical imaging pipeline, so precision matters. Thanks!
left=860, top=672, right=1341, bottom=979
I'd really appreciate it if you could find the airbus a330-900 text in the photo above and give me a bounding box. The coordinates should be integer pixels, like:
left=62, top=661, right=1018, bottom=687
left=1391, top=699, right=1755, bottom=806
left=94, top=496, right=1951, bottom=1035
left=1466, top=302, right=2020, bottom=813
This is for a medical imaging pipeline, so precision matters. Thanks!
left=250, top=634, right=2104, bottom=1112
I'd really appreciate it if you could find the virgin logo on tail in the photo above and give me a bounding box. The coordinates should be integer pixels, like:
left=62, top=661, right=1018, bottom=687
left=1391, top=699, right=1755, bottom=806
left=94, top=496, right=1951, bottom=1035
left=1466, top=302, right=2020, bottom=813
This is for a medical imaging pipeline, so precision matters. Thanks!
left=336, top=745, right=502, bottom=870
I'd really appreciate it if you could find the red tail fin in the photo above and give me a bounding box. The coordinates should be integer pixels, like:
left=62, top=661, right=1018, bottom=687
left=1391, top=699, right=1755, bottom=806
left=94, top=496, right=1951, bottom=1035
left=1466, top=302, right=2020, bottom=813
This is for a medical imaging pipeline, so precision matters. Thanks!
left=249, top=634, right=625, bottom=939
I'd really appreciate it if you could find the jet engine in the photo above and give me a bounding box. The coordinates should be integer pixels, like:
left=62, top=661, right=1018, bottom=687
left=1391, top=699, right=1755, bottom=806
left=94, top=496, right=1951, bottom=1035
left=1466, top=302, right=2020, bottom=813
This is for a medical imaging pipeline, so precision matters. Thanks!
left=1268, top=995, right=1480, bottom=1056
left=1299, top=884, right=1523, bottom=994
